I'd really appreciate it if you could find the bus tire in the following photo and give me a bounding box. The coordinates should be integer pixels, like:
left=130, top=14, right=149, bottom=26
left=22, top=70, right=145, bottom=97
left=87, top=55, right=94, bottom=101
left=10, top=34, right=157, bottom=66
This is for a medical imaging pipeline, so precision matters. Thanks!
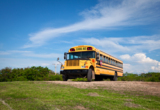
left=63, top=74, right=68, bottom=81
left=87, top=69, right=92, bottom=82
left=113, top=72, right=117, bottom=81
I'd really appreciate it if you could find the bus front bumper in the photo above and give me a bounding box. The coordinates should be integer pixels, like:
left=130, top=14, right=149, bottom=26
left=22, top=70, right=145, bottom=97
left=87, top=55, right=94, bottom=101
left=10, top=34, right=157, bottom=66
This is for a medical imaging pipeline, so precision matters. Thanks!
left=60, top=69, right=88, bottom=76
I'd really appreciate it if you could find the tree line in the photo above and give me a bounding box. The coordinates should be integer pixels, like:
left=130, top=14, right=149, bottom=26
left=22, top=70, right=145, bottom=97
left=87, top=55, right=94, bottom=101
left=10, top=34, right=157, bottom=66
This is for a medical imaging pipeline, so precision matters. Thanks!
left=0, top=66, right=160, bottom=82
left=118, top=72, right=160, bottom=82
left=0, top=66, right=62, bottom=82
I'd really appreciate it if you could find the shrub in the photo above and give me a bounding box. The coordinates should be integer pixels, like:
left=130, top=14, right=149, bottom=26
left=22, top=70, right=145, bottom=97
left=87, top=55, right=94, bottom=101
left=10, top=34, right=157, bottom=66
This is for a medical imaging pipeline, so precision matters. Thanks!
left=118, top=72, right=160, bottom=82
left=0, top=67, right=12, bottom=81
left=72, top=78, right=87, bottom=81
left=103, top=78, right=110, bottom=81
left=48, top=74, right=63, bottom=81
left=0, top=66, right=51, bottom=82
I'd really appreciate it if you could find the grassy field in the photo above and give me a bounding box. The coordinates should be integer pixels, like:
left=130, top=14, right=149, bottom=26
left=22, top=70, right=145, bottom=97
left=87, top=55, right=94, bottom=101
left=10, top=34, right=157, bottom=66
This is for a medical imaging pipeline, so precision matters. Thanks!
left=0, top=81, right=160, bottom=110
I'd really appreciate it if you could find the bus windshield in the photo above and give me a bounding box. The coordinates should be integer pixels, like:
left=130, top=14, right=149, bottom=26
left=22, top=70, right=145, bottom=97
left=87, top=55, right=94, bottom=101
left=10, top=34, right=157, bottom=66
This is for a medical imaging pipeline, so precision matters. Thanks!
left=68, top=51, right=95, bottom=60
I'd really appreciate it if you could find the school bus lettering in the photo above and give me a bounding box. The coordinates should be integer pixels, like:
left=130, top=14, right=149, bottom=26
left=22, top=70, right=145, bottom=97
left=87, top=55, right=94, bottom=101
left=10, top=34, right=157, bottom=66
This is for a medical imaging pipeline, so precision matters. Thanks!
left=76, top=47, right=87, bottom=51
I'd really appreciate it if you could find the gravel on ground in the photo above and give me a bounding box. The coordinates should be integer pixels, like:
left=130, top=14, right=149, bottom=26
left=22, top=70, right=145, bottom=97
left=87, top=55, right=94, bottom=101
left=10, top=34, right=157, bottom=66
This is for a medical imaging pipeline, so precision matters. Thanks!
left=46, top=81, right=160, bottom=96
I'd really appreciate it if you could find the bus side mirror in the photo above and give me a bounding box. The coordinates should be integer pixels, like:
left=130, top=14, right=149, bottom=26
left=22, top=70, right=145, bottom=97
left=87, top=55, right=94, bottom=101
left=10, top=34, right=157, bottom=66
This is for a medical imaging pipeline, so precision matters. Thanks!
left=96, top=52, right=99, bottom=60
left=64, top=52, right=67, bottom=60
left=57, top=57, right=59, bottom=61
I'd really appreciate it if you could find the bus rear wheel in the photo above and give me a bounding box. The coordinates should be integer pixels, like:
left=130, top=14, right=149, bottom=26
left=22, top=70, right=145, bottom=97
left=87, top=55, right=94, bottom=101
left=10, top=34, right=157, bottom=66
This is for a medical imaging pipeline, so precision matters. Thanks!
left=87, top=69, right=92, bottom=82
left=63, top=74, right=68, bottom=81
left=112, top=72, right=117, bottom=81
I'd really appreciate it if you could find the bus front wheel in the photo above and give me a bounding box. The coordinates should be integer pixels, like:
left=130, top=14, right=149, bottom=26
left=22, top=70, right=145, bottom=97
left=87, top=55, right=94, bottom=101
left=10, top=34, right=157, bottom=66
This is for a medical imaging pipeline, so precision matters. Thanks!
left=87, top=69, right=92, bottom=82
left=63, top=74, right=68, bottom=81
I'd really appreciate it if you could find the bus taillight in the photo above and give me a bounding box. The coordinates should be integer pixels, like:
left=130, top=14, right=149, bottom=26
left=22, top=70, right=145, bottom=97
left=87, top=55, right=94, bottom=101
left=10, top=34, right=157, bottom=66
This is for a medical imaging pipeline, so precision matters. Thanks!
left=70, top=48, right=75, bottom=51
left=87, top=47, right=92, bottom=50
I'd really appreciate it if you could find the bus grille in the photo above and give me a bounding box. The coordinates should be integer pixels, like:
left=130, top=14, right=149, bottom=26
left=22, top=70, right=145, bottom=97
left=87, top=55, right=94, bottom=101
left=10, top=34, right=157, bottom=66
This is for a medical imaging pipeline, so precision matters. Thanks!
left=66, top=60, right=79, bottom=66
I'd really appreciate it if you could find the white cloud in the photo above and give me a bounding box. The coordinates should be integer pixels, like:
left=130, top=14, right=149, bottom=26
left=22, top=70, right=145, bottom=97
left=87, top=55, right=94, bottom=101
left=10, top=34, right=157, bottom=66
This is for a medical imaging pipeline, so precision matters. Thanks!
left=0, top=58, right=60, bottom=71
left=23, top=0, right=160, bottom=48
left=120, top=54, right=130, bottom=60
left=0, top=51, right=10, bottom=55
left=0, top=50, right=31, bottom=55
left=81, top=35, right=160, bottom=53
left=81, top=37, right=130, bottom=52
left=120, top=53, right=160, bottom=73
left=24, top=52, right=62, bottom=58
left=0, top=50, right=62, bottom=58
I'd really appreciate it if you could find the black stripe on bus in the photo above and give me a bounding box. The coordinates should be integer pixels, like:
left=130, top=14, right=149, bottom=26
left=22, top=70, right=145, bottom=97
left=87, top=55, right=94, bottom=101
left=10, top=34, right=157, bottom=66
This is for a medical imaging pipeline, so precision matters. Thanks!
left=96, top=61, right=123, bottom=69
left=96, top=63, right=123, bottom=71
left=98, top=64, right=123, bottom=72
left=96, top=66, right=123, bottom=73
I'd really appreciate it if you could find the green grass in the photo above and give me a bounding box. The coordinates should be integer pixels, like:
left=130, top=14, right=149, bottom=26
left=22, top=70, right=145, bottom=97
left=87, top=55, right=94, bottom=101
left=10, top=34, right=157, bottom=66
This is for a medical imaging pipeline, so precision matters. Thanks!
left=0, top=81, right=160, bottom=110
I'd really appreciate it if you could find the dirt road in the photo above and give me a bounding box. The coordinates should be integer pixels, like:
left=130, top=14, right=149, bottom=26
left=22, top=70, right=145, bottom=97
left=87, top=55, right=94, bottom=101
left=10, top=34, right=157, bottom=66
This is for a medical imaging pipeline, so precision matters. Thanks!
left=46, top=81, right=160, bottom=96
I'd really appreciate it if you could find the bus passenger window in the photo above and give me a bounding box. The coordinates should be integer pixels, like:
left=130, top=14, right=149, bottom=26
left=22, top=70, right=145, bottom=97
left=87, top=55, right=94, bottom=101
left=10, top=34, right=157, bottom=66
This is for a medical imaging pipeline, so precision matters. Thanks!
left=103, top=56, right=105, bottom=62
left=106, top=57, right=108, bottom=63
left=100, top=55, right=102, bottom=61
left=102, top=56, right=104, bottom=62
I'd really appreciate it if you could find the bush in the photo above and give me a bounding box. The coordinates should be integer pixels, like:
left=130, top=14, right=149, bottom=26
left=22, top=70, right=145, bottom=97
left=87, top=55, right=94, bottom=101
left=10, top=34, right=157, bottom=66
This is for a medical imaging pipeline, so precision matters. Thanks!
left=48, top=74, right=63, bottom=81
left=0, top=66, right=62, bottom=82
left=103, top=78, right=110, bottom=81
left=118, top=72, right=160, bottom=82
left=72, top=78, right=87, bottom=81
left=0, top=67, right=12, bottom=81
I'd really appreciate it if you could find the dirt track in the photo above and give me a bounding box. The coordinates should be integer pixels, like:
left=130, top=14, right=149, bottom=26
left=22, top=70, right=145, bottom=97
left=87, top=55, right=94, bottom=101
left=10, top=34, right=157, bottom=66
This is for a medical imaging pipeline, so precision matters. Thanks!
left=46, top=81, right=160, bottom=96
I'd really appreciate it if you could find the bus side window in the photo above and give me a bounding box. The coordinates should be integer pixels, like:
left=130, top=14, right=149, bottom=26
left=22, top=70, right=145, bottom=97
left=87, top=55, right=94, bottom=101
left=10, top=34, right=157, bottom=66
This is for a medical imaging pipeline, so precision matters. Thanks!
left=100, top=55, right=102, bottom=61
left=103, top=56, right=105, bottom=62
left=102, top=56, right=104, bottom=62
left=106, top=57, right=108, bottom=63
left=111, top=59, right=112, bottom=64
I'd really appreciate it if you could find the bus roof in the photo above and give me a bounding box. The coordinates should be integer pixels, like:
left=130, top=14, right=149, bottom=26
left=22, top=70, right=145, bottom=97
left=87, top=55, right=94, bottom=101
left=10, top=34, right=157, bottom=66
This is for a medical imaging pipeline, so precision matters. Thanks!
left=68, top=45, right=123, bottom=63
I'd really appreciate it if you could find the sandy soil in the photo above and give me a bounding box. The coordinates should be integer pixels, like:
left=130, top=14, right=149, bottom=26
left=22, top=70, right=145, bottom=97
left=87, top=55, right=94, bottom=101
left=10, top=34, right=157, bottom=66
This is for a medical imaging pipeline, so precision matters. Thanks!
left=46, top=81, right=160, bottom=96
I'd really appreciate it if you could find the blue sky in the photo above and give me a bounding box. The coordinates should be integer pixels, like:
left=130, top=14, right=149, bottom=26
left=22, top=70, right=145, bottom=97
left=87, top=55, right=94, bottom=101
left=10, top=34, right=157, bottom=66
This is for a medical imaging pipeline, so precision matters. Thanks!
left=0, top=0, right=160, bottom=73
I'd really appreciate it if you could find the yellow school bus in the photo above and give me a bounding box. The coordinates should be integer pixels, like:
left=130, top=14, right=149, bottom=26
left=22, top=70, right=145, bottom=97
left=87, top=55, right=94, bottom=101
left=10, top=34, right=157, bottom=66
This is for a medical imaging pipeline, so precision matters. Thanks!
left=59, top=45, right=123, bottom=81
